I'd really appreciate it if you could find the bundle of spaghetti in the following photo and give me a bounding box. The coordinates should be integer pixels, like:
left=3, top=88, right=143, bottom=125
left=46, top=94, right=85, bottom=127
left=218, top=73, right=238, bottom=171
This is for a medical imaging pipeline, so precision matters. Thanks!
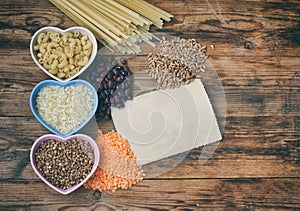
left=49, top=0, right=173, bottom=54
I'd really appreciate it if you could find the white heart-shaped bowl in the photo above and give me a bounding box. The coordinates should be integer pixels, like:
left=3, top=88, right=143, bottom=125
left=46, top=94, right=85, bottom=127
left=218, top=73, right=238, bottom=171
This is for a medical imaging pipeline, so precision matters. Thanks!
left=30, top=134, right=100, bottom=195
left=30, top=79, right=98, bottom=138
left=30, top=26, right=97, bottom=82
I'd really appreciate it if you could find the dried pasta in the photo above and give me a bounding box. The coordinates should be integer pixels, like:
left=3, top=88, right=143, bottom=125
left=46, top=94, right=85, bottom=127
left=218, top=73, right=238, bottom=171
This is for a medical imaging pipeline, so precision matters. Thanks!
left=34, top=31, right=93, bottom=79
left=49, top=0, right=173, bottom=54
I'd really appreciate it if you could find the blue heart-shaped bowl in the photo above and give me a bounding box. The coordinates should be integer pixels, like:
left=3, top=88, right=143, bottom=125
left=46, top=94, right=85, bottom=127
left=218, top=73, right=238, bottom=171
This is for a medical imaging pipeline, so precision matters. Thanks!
left=30, top=79, right=98, bottom=138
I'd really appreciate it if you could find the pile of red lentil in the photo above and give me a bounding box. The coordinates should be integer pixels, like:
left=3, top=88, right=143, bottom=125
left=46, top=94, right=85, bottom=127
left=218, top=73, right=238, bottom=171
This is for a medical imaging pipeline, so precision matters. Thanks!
left=84, top=130, right=144, bottom=192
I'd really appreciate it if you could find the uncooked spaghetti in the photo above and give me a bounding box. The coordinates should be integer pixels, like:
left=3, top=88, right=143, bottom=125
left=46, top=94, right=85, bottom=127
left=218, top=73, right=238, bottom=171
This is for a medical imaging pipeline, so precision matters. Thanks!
left=49, top=0, right=173, bottom=54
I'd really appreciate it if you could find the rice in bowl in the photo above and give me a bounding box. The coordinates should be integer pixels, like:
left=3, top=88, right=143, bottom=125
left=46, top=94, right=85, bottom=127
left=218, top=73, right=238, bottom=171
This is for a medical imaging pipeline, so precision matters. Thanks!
left=35, top=84, right=94, bottom=134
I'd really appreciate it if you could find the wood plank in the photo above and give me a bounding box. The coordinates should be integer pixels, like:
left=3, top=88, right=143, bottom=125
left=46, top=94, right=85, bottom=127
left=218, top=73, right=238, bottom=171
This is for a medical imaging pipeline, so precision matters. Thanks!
left=0, top=115, right=298, bottom=180
left=1, top=54, right=300, bottom=87
left=0, top=1, right=299, bottom=57
left=0, top=179, right=299, bottom=210
left=0, top=55, right=299, bottom=118
left=0, top=81, right=298, bottom=118
left=1, top=115, right=298, bottom=145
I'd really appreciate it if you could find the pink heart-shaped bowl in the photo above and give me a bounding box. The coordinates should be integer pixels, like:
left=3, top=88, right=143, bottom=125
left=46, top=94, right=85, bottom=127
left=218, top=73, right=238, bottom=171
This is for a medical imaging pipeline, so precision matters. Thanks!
left=30, top=134, right=100, bottom=195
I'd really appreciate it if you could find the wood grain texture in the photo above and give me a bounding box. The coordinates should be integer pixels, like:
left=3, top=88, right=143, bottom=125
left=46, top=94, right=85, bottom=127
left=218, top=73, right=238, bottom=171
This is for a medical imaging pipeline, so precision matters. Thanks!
left=0, top=0, right=299, bottom=210
left=1, top=179, right=299, bottom=210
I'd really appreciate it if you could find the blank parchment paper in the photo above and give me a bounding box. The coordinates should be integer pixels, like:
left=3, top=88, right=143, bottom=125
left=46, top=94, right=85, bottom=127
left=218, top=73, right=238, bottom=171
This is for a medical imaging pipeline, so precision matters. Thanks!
left=111, top=79, right=222, bottom=165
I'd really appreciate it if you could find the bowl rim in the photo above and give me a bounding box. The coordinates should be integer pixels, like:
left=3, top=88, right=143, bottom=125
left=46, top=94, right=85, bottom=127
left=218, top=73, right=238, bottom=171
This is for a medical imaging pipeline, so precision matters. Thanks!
left=29, top=79, right=99, bottom=138
left=30, top=133, right=100, bottom=195
left=30, top=26, right=98, bottom=83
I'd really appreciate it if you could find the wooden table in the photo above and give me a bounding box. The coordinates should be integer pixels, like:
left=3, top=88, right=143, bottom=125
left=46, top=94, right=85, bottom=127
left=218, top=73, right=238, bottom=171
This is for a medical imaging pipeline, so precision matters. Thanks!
left=1, top=0, right=299, bottom=210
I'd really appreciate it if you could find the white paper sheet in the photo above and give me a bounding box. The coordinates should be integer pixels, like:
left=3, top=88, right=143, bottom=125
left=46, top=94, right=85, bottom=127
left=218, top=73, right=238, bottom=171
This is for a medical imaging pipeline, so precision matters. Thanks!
left=111, top=79, right=222, bottom=165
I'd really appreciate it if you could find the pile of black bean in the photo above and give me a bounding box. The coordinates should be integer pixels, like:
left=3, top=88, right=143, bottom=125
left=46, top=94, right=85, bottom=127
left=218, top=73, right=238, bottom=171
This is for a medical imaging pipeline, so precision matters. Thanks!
left=34, top=139, right=94, bottom=190
left=84, top=56, right=133, bottom=120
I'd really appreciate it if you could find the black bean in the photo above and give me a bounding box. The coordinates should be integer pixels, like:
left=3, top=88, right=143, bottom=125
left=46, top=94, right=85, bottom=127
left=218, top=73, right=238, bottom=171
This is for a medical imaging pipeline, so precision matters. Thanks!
left=106, top=107, right=111, bottom=116
left=104, top=114, right=111, bottom=120
left=114, top=95, right=120, bottom=103
left=127, top=95, right=133, bottom=100
left=100, top=92, right=106, bottom=99
left=120, top=58, right=127, bottom=65
left=108, top=80, right=113, bottom=89
left=125, top=88, right=131, bottom=96
left=104, top=89, right=109, bottom=96
left=102, top=81, right=108, bottom=89
left=101, top=104, right=107, bottom=111
left=86, top=56, right=134, bottom=120
left=115, top=76, right=124, bottom=83
left=107, top=71, right=113, bottom=79
left=112, top=68, right=118, bottom=76
left=99, top=82, right=104, bottom=89
left=116, top=102, right=124, bottom=108
left=116, top=65, right=124, bottom=71
left=97, top=112, right=104, bottom=119
left=110, top=96, right=115, bottom=104
left=110, top=89, right=115, bottom=96
left=104, top=97, right=110, bottom=104
left=124, top=66, right=132, bottom=75
left=121, top=70, right=128, bottom=76
left=113, top=75, right=118, bottom=81
left=117, top=91, right=124, bottom=97
left=121, top=82, right=127, bottom=89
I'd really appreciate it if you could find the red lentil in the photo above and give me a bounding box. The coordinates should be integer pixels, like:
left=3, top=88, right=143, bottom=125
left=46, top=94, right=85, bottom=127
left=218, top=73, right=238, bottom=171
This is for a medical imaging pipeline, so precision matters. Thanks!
left=84, top=130, right=144, bottom=192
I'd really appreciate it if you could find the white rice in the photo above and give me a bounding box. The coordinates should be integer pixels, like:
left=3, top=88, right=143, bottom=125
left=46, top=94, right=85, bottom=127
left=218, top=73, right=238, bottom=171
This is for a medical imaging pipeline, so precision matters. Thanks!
left=36, top=84, right=94, bottom=134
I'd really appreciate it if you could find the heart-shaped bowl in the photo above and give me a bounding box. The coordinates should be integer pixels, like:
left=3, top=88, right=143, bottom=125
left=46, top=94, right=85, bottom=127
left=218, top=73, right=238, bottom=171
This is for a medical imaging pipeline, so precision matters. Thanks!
left=30, top=26, right=97, bottom=82
left=30, top=134, right=100, bottom=195
left=30, top=79, right=98, bottom=138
